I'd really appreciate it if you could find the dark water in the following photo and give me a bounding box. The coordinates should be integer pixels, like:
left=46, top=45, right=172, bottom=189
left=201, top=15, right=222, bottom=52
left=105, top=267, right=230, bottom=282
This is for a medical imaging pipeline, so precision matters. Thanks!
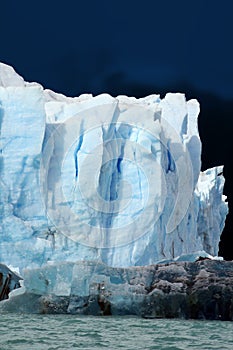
left=0, top=313, right=232, bottom=350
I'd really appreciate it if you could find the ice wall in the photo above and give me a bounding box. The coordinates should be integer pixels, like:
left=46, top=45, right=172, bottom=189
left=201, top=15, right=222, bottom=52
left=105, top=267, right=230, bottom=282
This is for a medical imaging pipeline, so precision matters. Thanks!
left=0, top=63, right=228, bottom=272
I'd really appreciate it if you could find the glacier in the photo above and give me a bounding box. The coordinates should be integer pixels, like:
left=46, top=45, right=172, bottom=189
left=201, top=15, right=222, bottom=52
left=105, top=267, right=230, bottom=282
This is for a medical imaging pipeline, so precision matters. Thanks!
left=0, top=62, right=228, bottom=278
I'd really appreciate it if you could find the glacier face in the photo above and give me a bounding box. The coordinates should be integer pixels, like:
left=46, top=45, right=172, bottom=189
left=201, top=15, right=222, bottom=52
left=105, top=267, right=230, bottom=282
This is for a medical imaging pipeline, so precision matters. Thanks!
left=0, top=63, right=228, bottom=272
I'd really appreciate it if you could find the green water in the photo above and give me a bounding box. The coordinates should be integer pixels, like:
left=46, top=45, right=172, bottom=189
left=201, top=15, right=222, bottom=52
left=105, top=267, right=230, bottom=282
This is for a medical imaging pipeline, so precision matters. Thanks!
left=0, top=313, right=232, bottom=350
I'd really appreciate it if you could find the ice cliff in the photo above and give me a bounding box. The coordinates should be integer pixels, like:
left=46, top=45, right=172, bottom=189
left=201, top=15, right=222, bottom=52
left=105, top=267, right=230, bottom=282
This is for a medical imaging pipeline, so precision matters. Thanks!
left=0, top=63, right=228, bottom=273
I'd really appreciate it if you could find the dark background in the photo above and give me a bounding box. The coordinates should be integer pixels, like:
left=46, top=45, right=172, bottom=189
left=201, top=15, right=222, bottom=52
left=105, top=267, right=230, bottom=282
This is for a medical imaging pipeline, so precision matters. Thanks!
left=1, top=0, right=232, bottom=259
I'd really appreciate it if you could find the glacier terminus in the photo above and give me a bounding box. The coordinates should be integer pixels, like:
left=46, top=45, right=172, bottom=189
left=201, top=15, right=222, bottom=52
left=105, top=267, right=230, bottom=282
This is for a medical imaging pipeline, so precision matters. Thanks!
left=0, top=62, right=228, bottom=270
left=0, top=63, right=229, bottom=314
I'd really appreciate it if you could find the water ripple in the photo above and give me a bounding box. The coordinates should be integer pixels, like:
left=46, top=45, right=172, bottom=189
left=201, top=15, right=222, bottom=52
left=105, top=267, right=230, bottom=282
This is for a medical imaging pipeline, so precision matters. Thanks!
left=0, top=313, right=232, bottom=350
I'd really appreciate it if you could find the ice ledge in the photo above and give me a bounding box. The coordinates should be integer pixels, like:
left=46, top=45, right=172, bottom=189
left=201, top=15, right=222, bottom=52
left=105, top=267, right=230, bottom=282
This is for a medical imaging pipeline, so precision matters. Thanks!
left=1, top=259, right=233, bottom=320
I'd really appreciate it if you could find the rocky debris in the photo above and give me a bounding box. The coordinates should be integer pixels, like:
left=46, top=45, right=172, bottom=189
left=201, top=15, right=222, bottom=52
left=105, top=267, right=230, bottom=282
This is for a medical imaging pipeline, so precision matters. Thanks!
left=1, top=260, right=233, bottom=320
left=141, top=260, right=233, bottom=320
